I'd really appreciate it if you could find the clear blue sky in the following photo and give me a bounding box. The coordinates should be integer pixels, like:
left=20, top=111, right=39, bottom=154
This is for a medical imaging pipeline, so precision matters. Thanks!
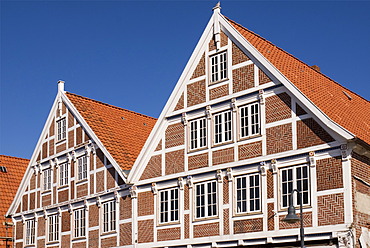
left=1, top=1, right=369, bottom=159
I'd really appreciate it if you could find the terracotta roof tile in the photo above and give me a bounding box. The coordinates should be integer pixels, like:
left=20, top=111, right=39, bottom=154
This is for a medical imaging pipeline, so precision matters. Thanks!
left=65, top=92, right=156, bottom=170
left=227, top=17, right=370, bottom=145
left=0, top=155, right=29, bottom=238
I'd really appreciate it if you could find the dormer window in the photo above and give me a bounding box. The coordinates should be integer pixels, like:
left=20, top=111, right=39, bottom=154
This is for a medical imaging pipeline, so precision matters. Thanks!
left=210, top=51, right=227, bottom=83
left=56, top=118, right=66, bottom=141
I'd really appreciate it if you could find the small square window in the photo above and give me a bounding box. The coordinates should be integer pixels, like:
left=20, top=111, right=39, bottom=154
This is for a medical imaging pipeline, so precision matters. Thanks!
left=210, top=51, right=227, bottom=83
left=56, top=118, right=66, bottom=141
left=159, top=188, right=179, bottom=224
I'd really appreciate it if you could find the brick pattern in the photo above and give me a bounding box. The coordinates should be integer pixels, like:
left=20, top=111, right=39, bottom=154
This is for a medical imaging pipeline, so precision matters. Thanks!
left=138, top=191, right=154, bottom=216
left=68, top=130, right=74, bottom=148
left=77, top=183, right=88, bottom=198
left=297, top=118, right=335, bottom=149
left=76, top=126, right=83, bottom=145
left=191, top=53, right=205, bottom=79
left=96, top=149, right=104, bottom=168
left=138, top=219, right=154, bottom=243
left=267, top=203, right=274, bottom=231
left=37, top=240, right=45, bottom=248
left=317, top=157, right=343, bottom=191
left=210, top=84, right=229, bottom=100
left=96, top=170, right=104, bottom=193
left=187, top=80, right=206, bottom=107
left=49, top=139, right=54, bottom=156
left=30, top=174, right=36, bottom=190
left=234, top=218, right=263, bottom=234
left=165, top=123, right=184, bottom=148
left=89, top=204, right=99, bottom=227
left=140, top=155, right=162, bottom=180
left=165, top=149, right=184, bottom=175
left=107, top=167, right=116, bottom=189
left=22, top=194, right=28, bottom=211
left=61, top=234, right=70, bottom=248
left=38, top=217, right=45, bottom=236
left=224, top=209, right=230, bottom=235
left=318, top=193, right=344, bottom=226
left=223, top=177, right=229, bottom=204
left=101, top=236, right=117, bottom=247
left=233, top=64, right=254, bottom=93
left=184, top=214, right=190, bottom=239
left=259, top=68, right=272, bottom=85
left=56, top=142, right=66, bottom=154
left=72, top=242, right=87, bottom=248
left=155, top=139, right=162, bottom=151
left=265, top=92, right=291, bottom=123
left=62, top=211, right=70, bottom=232
left=213, top=147, right=234, bottom=166
left=232, top=42, right=250, bottom=65
left=15, top=221, right=22, bottom=239
left=42, top=194, right=51, bottom=207
left=238, top=141, right=262, bottom=160
left=157, top=227, right=181, bottom=241
left=120, top=223, right=132, bottom=246
left=188, top=152, right=208, bottom=170
left=279, top=212, right=312, bottom=229
left=194, top=222, right=219, bottom=238
left=68, top=110, right=74, bottom=128
left=120, top=195, right=132, bottom=220
left=42, top=142, right=47, bottom=159
left=174, top=93, right=184, bottom=111
left=209, top=31, right=228, bottom=51
left=266, top=123, right=292, bottom=155
left=29, top=192, right=35, bottom=209
left=267, top=169, right=274, bottom=199
left=49, top=117, right=55, bottom=136
left=184, top=185, right=189, bottom=210
left=89, top=230, right=99, bottom=248
left=296, top=103, right=307, bottom=116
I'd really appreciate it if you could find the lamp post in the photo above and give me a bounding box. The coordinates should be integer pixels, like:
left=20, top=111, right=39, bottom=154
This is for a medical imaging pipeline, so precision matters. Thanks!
left=282, top=189, right=305, bottom=248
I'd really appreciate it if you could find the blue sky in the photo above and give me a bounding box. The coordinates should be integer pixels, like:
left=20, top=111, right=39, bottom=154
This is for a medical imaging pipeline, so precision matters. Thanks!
left=1, top=1, right=370, bottom=159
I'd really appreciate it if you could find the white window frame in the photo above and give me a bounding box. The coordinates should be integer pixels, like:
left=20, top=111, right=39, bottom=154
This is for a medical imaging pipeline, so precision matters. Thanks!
left=56, top=117, right=66, bottom=142
left=43, top=168, right=52, bottom=191
left=235, top=173, right=261, bottom=215
left=194, top=181, right=218, bottom=219
left=77, top=155, right=88, bottom=181
left=73, top=208, right=86, bottom=238
left=25, top=219, right=36, bottom=245
left=189, top=117, right=207, bottom=150
left=102, top=200, right=116, bottom=233
left=159, top=188, right=179, bottom=224
left=213, top=110, right=232, bottom=145
left=210, top=51, right=228, bottom=83
left=280, top=164, right=310, bottom=209
left=239, top=102, right=260, bottom=139
left=48, top=214, right=59, bottom=243
left=59, top=162, right=69, bottom=187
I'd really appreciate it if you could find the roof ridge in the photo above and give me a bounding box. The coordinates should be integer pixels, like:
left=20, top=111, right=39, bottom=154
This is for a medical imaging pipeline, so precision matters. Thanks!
left=65, top=92, right=157, bottom=120
left=225, top=16, right=370, bottom=103
left=0, top=155, right=29, bottom=161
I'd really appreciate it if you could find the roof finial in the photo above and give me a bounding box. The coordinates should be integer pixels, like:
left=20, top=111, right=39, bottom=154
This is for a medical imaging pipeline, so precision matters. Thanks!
left=213, top=2, right=221, bottom=12
left=58, top=80, right=65, bottom=92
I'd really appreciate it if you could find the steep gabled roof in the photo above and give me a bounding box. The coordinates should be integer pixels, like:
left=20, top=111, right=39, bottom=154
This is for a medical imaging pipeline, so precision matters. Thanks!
left=65, top=92, right=156, bottom=170
left=0, top=155, right=29, bottom=237
left=227, top=17, right=370, bottom=146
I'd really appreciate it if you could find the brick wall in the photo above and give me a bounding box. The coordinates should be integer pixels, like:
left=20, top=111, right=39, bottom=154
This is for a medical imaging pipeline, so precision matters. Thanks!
left=138, top=191, right=154, bottom=216
left=138, top=219, right=154, bottom=243
left=165, top=149, right=184, bottom=175
left=15, top=221, right=22, bottom=240
left=157, top=227, right=181, bottom=241
left=265, top=92, right=291, bottom=123
left=174, top=93, right=184, bottom=111
left=120, top=222, right=132, bottom=246
left=140, top=154, right=162, bottom=180
left=194, top=222, right=219, bottom=238
left=267, top=203, right=274, bottom=231
left=120, top=195, right=132, bottom=220
left=318, top=193, right=344, bottom=226
left=296, top=103, right=307, bottom=116
left=209, top=31, right=228, bottom=51
left=223, top=177, right=229, bottom=204
left=165, top=123, right=184, bottom=148
left=259, top=68, right=272, bottom=85
left=187, top=80, right=206, bottom=107
left=107, top=167, right=116, bottom=189
left=234, top=218, right=263, bottom=234
left=279, top=212, right=312, bottom=229
left=213, top=147, right=234, bottom=166
left=233, top=64, right=254, bottom=93
left=61, top=211, right=70, bottom=232
left=188, top=152, right=208, bottom=170
left=89, top=204, right=99, bottom=227
left=232, top=42, right=250, bottom=65
left=297, top=118, right=334, bottom=149
left=224, top=209, right=230, bottom=235
left=101, top=236, right=117, bottom=247
left=210, top=84, right=229, bottom=100
left=316, top=157, right=343, bottom=191
left=267, top=169, right=274, bottom=199
left=266, top=123, right=292, bottom=155
left=89, top=230, right=99, bottom=247
left=191, top=53, right=205, bottom=80
left=238, top=141, right=262, bottom=160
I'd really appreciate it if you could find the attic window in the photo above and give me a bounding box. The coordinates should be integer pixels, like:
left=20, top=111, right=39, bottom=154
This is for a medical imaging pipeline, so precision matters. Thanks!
left=0, top=166, right=7, bottom=173
left=210, top=51, right=227, bottom=83
left=56, top=118, right=66, bottom=141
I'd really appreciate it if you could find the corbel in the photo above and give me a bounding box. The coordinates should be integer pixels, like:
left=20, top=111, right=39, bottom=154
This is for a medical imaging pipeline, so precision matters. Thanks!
left=231, top=98, right=237, bottom=112
left=187, top=175, right=193, bottom=188
left=129, top=186, right=138, bottom=198
left=57, top=207, right=62, bottom=216
left=71, top=151, right=76, bottom=162
left=32, top=164, right=38, bottom=175
left=21, top=215, right=25, bottom=224
left=216, top=169, right=223, bottom=183
left=309, top=151, right=316, bottom=167
left=96, top=197, right=102, bottom=208
left=206, top=105, right=212, bottom=119
left=91, top=143, right=97, bottom=155
left=54, top=158, right=59, bottom=169
left=259, top=162, right=267, bottom=176
left=85, top=144, right=92, bottom=157
left=68, top=204, right=73, bottom=215
left=114, top=191, right=119, bottom=202
left=270, top=159, right=277, bottom=174
left=151, top=183, right=158, bottom=195
left=178, top=177, right=185, bottom=190
left=50, top=159, right=55, bottom=169
left=226, top=168, right=233, bottom=182
left=341, top=144, right=351, bottom=161
left=43, top=208, right=48, bottom=219
left=259, top=89, right=265, bottom=105
left=182, top=113, right=188, bottom=126
left=84, top=199, right=89, bottom=211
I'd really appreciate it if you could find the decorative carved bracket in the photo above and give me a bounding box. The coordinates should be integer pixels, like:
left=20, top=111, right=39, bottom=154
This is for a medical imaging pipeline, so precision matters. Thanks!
left=187, top=175, right=193, bottom=188
left=216, top=169, right=223, bottom=183
left=178, top=177, right=185, bottom=190
left=182, top=113, right=188, bottom=126
left=129, top=186, right=138, bottom=198
left=151, top=183, right=158, bottom=195
left=259, top=90, right=265, bottom=105
left=231, top=98, right=237, bottom=112
left=259, top=162, right=267, bottom=176
left=226, top=168, right=233, bottom=182
left=270, top=159, right=277, bottom=174
left=206, top=106, right=212, bottom=119
left=309, top=151, right=316, bottom=167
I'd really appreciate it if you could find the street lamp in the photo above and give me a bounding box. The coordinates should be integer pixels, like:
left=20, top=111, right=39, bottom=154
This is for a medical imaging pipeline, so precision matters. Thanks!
left=282, top=189, right=305, bottom=248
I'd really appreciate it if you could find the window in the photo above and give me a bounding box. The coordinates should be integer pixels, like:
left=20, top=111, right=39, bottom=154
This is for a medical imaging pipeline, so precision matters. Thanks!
left=236, top=174, right=261, bottom=214
left=59, top=162, right=69, bottom=187
left=281, top=165, right=309, bottom=208
left=189, top=118, right=207, bottom=150
left=48, top=214, right=59, bottom=242
left=43, top=168, right=52, bottom=191
left=214, top=111, right=232, bottom=144
left=239, top=102, right=260, bottom=138
left=210, top=51, right=227, bottom=83
left=74, top=208, right=86, bottom=238
left=25, top=219, right=35, bottom=245
left=102, top=201, right=116, bottom=233
left=195, top=181, right=217, bottom=219
left=56, top=118, right=66, bottom=141
left=159, top=188, right=179, bottom=224
left=77, top=155, right=88, bottom=181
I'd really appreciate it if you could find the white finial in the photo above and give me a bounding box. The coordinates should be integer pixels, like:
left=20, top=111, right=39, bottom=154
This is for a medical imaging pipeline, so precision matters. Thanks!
left=213, top=2, right=221, bottom=12
left=58, top=80, right=65, bottom=92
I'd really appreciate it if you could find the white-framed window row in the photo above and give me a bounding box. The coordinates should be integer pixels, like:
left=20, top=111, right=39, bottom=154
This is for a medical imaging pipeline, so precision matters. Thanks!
left=43, top=168, right=52, bottom=192
left=24, top=218, right=36, bottom=246
left=194, top=180, right=218, bottom=220
left=47, top=214, right=60, bottom=243
left=102, top=200, right=117, bottom=234
left=77, top=154, right=88, bottom=182
left=209, top=50, right=228, bottom=84
left=73, top=208, right=86, bottom=239
left=213, top=110, right=233, bottom=145
left=238, top=102, right=261, bottom=140
left=58, top=162, right=69, bottom=188
left=189, top=117, right=207, bottom=151
left=280, top=164, right=310, bottom=209
left=234, top=173, right=262, bottom=216
left=158, top=187, right=180, bottom=225
left=56, top=117, right=66, bottom=142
